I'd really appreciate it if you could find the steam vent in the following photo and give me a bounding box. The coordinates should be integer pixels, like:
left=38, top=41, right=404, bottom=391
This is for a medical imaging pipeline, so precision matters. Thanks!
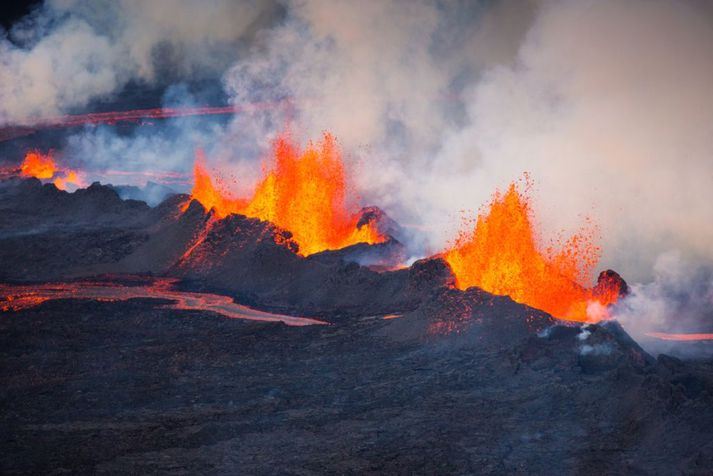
left=1, top=1, right=713, bottom=474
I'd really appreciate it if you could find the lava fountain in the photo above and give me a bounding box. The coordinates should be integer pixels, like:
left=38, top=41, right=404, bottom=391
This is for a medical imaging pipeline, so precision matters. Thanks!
left=443, top=177, right=622, bottom=322
left=186, top=133, right=385, bottom=256
left=19, top=151, right=82, bottom=190
left=20, top=151, right=57, bottom=179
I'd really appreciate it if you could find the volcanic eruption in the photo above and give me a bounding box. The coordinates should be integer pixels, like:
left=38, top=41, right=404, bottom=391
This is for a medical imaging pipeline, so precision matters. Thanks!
left=2, top=1, right=713, bottom=474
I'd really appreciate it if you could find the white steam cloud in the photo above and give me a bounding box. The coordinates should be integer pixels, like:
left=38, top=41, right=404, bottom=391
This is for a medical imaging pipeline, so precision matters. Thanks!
left=613, top=252, right=713, bottom=356
left=0, top=0, right=277, bottom=125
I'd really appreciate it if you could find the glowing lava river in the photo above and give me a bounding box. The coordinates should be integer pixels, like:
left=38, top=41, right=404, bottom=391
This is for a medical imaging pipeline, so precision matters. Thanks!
left=0, top=277, right=327, bottom=327
left=644, top=332, right=713, bottom=341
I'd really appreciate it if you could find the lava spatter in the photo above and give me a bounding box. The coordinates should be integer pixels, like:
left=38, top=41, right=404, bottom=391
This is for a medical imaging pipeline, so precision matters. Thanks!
left=186, top=133, right=384, bottom=256
left=19, top=151, right=82, bottom=190
left=443, top=177, right=622, bottom=322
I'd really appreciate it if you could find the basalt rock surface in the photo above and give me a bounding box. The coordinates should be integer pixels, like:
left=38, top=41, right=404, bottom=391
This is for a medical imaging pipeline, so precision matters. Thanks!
left=0, top=178, right=447, bottom=318
left=1, top=294, right=712, bottom=474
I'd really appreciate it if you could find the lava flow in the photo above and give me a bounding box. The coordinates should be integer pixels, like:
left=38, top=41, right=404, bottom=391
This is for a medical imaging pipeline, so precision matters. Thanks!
left=0, top=278, right=326, bottom=327
left=645, top=332, right=713, bottom=341
left=0, top=102, right=291, bottom=143
left=443, top=178, right=621, bottom=322
left=19, top=151, right=82, bottom=190
left=186, top=133, right=384, bottom=255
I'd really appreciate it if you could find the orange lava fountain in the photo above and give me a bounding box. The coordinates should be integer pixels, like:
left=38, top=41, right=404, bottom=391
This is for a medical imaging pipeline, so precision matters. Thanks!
left=20, top=151, right=57, bottom=179
left=19, top=151, right=82, bottom=190
left=443, top=178, right=619, bottom=322
left=186, top=133, right=384, bottom=256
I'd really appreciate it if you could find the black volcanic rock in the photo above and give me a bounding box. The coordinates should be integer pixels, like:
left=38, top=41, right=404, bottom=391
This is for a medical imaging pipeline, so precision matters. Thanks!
left=594, top=269, right=629, bottom=298
left=0, top=177, right=150, bottom=233
left=84, top=196, right=213, bottom=276
left=1, top=295, right=712, bottom=474
left=0, top=181, right=451, bottom=317
left=408, top=256, right=456, bottom=290
left=0, top=178, right=155, bottom=280
left=357, top=205, right=404, bottom=241
left=575, top=321, right=653, bottom=373
left=170, top=206, right=441, bottom=318
left=308, top=237, right=406, bottom=270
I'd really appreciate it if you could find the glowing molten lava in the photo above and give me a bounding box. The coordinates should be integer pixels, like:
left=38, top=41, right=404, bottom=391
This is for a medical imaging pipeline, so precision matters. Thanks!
left=20, top=151, right=57, bottom=179
left=443, top=179, right=619, bottom=322
left=187, top=133, right=384, bottom=255
left=19, top=151, right=82, bottom=190
left=645, top=332, right=713, bottom=341
left=0, top=278, right=326, bottom=326
left=53, top=170, right=80, bottom=190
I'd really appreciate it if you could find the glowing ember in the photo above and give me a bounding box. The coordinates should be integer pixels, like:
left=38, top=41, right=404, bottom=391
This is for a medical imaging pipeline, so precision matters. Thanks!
left=186, top=133, right=385, bottom=256
left=443, top=177, right=619, bottom=322
left=645, top=332, right=713, bottom=341
left=0, top=278, right=326, bottom=327
left=19, top=151, right=82, bottom=190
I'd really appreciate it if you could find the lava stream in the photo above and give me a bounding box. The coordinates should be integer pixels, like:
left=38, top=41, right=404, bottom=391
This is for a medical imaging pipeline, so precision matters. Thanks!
left=443, top=177, right=621, bottom=322
left=186, top=133, right=384, bottom=256
left=0, top=102, right=291, bottom=142
left=645, top=332, right=713, bottom=341
left=0, top=278, right=326, bottom=327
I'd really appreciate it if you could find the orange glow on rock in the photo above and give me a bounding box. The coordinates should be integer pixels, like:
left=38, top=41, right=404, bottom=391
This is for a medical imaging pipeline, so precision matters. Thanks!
left=53, top=170, right=81, bottom=190
left=443, top=177, right=619, bottom=322
left=186, top=133, right=384, bottom=256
